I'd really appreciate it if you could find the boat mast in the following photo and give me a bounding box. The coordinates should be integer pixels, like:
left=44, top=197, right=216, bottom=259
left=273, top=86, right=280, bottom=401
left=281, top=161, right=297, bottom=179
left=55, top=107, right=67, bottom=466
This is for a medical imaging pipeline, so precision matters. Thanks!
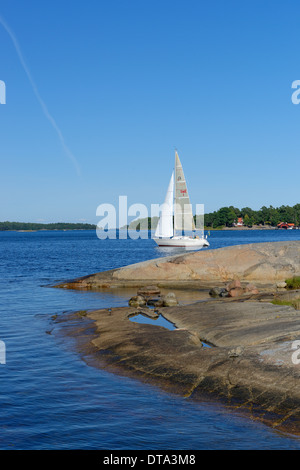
left=173, top=150, right=177, bottom=237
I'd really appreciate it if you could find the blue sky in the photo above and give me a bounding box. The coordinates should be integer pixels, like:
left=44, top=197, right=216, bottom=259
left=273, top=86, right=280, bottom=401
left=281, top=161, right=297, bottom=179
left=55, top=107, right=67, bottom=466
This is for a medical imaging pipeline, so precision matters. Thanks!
left=0, top=0, right=299, bottom=223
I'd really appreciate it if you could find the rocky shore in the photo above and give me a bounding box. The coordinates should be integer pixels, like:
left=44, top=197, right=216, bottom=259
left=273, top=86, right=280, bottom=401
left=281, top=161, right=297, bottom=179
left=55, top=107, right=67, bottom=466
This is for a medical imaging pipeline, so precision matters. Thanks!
left=52, top=241, right=300, bottom=435
left=55, top=240, right=300, bottom=291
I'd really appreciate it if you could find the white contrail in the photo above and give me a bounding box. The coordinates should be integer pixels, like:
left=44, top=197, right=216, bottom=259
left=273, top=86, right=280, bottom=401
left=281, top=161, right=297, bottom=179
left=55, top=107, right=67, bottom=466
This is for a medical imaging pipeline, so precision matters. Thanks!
left=0, top=15, right=81, bottom=176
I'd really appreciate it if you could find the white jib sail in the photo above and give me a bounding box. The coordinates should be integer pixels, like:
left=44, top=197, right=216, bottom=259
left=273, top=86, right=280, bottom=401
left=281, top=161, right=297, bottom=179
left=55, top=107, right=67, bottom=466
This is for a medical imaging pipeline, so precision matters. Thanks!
left=174, top=151, right=196, bottom=232
left=155, top=172, right=174, bottom=238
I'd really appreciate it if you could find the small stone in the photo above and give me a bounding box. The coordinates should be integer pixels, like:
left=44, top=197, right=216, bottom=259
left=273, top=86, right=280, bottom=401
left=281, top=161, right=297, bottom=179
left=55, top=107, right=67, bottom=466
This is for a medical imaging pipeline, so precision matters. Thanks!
left=277, top=282, right=287, bottom=289
left=147, top=297, right=164, bottom=307
left=128, top=295, right=146, bottom=307
left=225, top=279, right=241, bottom=292
left=137, top=286, right=161, bottom=297
left=209, top=287, right=226, bottom=297
left=220, top=290, right=229, bottom=297
left=162, top=292, right=178, bottom=307
left=228, top=287, right=245, bottom=297
left=245, top=283, right=259, bottom=294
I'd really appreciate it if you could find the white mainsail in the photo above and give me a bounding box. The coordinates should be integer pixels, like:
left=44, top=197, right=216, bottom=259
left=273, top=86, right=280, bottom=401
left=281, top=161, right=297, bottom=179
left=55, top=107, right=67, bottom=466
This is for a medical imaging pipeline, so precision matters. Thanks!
left=174, top=151, right=196, bottom=233
left=154, top=171, right=174, bottom=238
left=153, top=151, right=209, bottom=248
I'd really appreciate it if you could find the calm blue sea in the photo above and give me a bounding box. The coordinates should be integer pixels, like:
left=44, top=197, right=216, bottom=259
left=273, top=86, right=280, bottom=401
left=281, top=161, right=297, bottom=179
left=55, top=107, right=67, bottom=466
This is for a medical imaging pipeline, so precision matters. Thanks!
left=1, top=229, right=300, bottom=450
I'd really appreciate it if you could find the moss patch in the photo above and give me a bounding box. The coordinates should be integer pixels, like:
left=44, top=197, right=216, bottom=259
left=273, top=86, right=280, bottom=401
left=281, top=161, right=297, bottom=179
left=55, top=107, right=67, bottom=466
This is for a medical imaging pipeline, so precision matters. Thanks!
left=272, top=298, right=300, bottom=310
left=285, top=276, right=300, bottom=290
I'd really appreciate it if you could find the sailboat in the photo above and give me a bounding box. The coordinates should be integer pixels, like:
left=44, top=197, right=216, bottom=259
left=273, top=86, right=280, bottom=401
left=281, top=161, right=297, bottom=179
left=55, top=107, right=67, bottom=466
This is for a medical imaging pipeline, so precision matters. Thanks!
left=153, top=151, right=210, bottom=248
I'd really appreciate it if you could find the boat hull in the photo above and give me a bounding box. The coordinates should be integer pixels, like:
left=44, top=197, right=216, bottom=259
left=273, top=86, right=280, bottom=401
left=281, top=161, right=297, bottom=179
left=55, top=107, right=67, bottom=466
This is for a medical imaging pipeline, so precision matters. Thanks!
left=153, top=236, right=210, bottom=248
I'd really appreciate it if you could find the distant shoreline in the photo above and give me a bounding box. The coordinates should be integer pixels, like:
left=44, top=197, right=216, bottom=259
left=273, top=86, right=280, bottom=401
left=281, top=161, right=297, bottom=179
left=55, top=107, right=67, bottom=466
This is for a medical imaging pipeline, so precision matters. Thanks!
left=125, top=226, right=285, bottom=231
left=12, top=229, right=96, bottom=232
left=1, top=225, right=298, bottom=233
left=0, top=222, right=97, bottom=232
left=208, top=225, right=276, bottom=230
left=1, top=229, right=97, bottom=232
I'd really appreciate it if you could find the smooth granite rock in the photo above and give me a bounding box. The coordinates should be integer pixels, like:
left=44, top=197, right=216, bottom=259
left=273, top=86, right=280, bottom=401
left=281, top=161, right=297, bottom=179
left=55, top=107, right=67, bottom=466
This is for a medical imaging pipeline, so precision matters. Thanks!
left=54, top=292, right=300, bottom=435
left=55, top=241, right=300, bottom=290
left=52, top=240, right=300, bottom=435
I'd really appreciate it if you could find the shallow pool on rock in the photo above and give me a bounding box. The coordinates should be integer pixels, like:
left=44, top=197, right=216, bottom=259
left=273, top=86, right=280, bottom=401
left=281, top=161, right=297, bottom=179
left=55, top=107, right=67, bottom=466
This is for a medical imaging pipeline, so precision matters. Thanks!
left=129, top=313, right=176, bottom=330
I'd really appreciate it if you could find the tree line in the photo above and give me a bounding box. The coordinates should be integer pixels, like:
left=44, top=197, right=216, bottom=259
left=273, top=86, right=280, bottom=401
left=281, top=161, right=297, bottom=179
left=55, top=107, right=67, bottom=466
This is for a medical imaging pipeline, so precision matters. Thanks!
left=3, top=204, right=299, bottom=232
left=123, top=204, right=300, bottom=230
left=202, top=204, right=300, bottom=228
left=0, top=221, right=97, bottom=231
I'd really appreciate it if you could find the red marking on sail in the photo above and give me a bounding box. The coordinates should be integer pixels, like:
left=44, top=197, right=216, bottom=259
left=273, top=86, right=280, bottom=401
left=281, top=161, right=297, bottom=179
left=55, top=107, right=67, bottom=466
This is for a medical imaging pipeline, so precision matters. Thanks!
left=180, top=189, right=187, bottom=194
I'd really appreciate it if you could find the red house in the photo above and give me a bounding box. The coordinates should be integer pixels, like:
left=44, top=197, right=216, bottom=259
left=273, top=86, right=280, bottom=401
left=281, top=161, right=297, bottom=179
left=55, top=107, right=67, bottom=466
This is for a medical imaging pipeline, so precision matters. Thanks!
left=277, top=222, right=294, bottom=229
left=233, top=217, right=244, bottom=226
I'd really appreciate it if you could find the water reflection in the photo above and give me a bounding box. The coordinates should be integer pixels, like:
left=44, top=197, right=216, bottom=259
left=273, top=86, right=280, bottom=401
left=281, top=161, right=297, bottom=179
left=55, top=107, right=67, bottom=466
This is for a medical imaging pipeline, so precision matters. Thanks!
left=129, top=312, right=176, bottom=330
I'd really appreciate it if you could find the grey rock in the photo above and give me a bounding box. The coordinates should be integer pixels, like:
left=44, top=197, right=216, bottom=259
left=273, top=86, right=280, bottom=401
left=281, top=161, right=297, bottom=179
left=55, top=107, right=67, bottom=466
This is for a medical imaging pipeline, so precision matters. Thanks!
left=209, top=287, right=226, bottom=297
left=137, top=285, right=161, bottom=297
left=220, top=290, right=229, bottom=297
left=277, top=282, right=287, bottom=288
left=147, top=297, right=164, bottom=307
left=225, top=279, right=241, bottom=291
left=128, top=295, right=146, bottom=307
left=67, top=294, right=300, bottom=434
left=162, top=292, right=178, bottom=307
left=56, top=241, right=300, bottom=290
